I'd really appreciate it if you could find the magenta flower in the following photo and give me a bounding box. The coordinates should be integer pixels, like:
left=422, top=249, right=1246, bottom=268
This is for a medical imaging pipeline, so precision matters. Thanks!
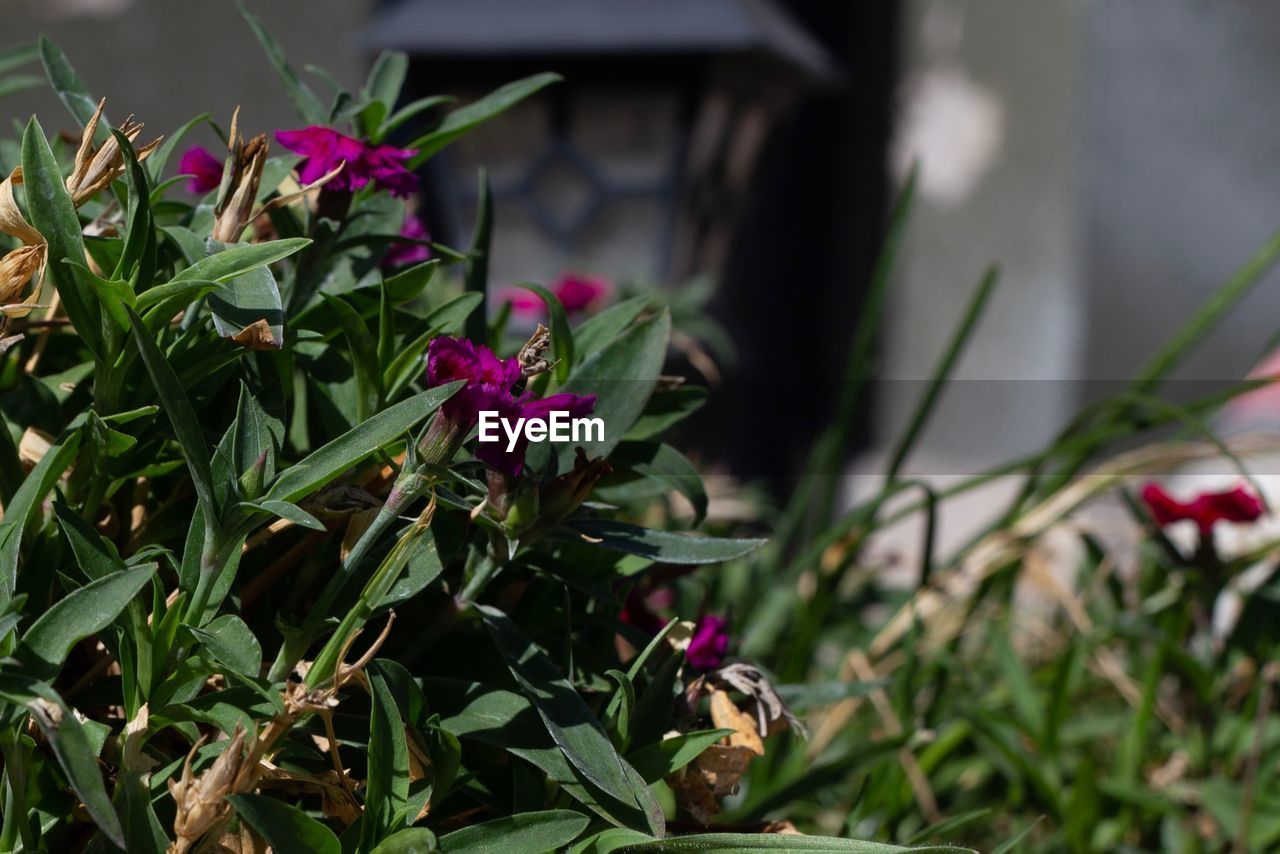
left=426, top=336, right=521, bottom=427
left=275, top=126, right=419, bottom=198
left=425, top=336, right=596, bottom=478
left=178, top=145, right=223, bottom=194
left=384, top=212, right=432, bottom=267
left=476, top=392, right=597, bottom=478
left=552, top=272, right=611, bottom=313
left=1141, top=483, right=1264, bottom=534
left=687, top=614, right=730, bottom=670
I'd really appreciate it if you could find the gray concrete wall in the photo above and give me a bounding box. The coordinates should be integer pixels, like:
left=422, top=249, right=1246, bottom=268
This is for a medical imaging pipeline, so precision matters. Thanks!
left=4, top=0, right=370, bottom=154
left=1083, top=0, right=1280, bottom=385
left=877, top=0, right=1087, bottom=471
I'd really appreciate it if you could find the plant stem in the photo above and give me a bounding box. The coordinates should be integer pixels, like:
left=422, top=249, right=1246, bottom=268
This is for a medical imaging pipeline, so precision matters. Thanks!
left=0, top=733, right=35, bottom=852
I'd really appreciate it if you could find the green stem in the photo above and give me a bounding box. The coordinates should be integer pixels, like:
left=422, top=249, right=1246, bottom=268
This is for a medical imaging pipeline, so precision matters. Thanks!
left=268, top=469, right=431, bottom=682
left=0, top=733, right=35, bottom=852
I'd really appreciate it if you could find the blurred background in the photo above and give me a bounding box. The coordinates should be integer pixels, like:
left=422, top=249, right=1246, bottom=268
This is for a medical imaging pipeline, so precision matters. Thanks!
left=7, top=0, right=1280, bottom=493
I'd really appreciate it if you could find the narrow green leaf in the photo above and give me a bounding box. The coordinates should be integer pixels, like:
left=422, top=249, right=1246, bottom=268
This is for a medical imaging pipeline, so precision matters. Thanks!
left=22, top=117, right=103, bottom=360
left=439, top=810, right=590, bottom=853
left=240, top=499, right=325, bottom=531
left=572, top=296, right=651, bottom=363
left=189, top=614, right=262, bottom=675
left=565, top=520, right=764, bottom=566
left=516, top=282, right=574, bottom=383
left=408, top=73, right=561, bottom=166
left=0, top=430, right=81, bottom=603
left=372, top=828, right=440, bottom=853
left=364, top=666, right=411, bottom=849
left=267, top=382, right=460, bottom=503
left=238, top=2, right=328, bottom=123
left=625, top=729, right=734, bottom=784
left=18, top=565, right=155, bottom=676
left=321, top=292, right=382, bottom=419
left=479, top=606, right=658, bottom=831
left=126, top=307, right=219, bottom=517
left=463, top=172, right=491, bottom=344
left=171, top=237, right=310, bottom=284
left=226, top=793, right=340, bottom=854
left=10, top=680, right=125, bottom=847
left=147, top=112, right=212, bottom=182
left=614, top=835, right=970, bottom=852
left=38, top=36, right=101, bottom=129
left=53, top=501, right=126, bottom=580
left=553, top=310, right=670, bottom=468
left=633, top=443, right=707, bottom=525
left=0, top=44, right=38, bottom=78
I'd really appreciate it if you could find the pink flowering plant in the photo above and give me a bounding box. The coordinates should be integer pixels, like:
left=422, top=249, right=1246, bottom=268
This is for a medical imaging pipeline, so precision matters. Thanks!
left=3, top=6, right=1278, bottom=854
left=0, top=12, right=879, bottom=853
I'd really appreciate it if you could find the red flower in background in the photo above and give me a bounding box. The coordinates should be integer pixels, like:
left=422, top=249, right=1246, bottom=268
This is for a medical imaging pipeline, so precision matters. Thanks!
left=502, top=272, right=612, bottom=317
left=1140, top=483, right=1264, bottom=534
left=178, top=145, right=223, bottom=194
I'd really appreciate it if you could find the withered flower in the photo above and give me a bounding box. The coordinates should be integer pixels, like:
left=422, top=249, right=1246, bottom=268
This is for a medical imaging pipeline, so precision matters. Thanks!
left=212, top=109, right=269, bottom=244
left=168, top=728, right=247, bottom=853
left=65, top=98, right=162, bottom=208
left=0, top=167, right=47, bottom=328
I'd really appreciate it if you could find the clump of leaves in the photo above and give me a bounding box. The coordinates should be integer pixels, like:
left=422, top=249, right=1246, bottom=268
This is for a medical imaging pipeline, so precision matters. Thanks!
left=0, top=12, right=968, bottom=854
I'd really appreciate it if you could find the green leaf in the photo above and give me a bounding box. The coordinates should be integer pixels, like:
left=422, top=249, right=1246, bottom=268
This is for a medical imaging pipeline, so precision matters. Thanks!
left=364, top=666, right=411, bottom=849
left=66, top=262, right=134, bottom=333
left=568, top=828, right=654, bottom=854
left=267, top=382, right=460, bottom=503
left=209, top=263, right=285, bottom=350
left=624, top=387, right=707, bottom=442
left=612, top=835, right=970, bottom=852
left=18, top=565, right=155, bottom=677
left=463, top=172, right=491, bottom=344
left=439, top=810, right=590, bottom=853
left=632, top=443, right=707, bottom=525
left=240, top=499, right=325, bottom=531
left=126, top=307, right=219, bottom=517
left=0, top=74, right=42, bottom=99
left=363, top=50, right=409, bottom=131
left=22, top=117, right=103, bottom=360
left=147, top=112, right=212, bottom=182
left=625, top=729, right=734, bottom=784
left=479, top=606, right=660, bottom=833
left=554, top=310, right=670, bottom=468
left=408, top=73, right=561, bottom=166
left=0, top=430, right=82, bottom=604
left=321, top=292, right=382, bottom=420
left=0, top=679, right=125, bottom=847
left=226, top=794, right=340, bottom=854
left=371, top=828, right=440, bottom=853
left=171, top=237, right=310, bottom=284
left=38, top=36, right=101, bottom=129
left=111, top=127, right=156, bottom=287
left=382, top=95, right=456, bottom=138
left=565, top=520, right=764, bottom=566
left=516, top=282, right=574, bottom=383
left=0, top=43, right=38, bottom=78
left=53, top=501, right=126, bottom=580
left=238, top=2, right=328, bottom=123
left=572, top=296, right=651, bottom=363
left=189, top=614, right=262, bottom=675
